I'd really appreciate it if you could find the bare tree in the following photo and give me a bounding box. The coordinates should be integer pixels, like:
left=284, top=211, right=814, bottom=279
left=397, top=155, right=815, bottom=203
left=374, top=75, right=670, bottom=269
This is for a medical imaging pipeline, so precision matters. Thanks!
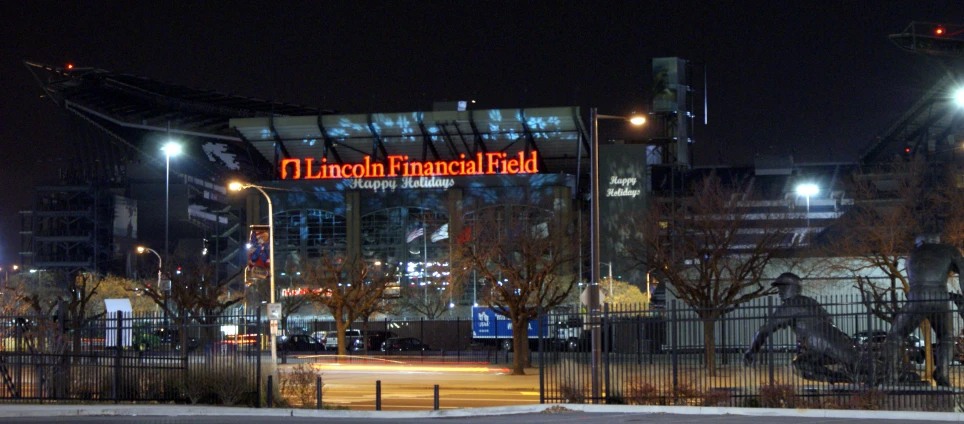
left=133, top=256, right=244, bottom=329
left=301, top=254, right=397, bottom=356
left=396, top=272, right=460, bottom=319
left=819, top=160, right=932, bottom=298
left=455, top=196, right=579, bottom=375
left=623, top=173, right=795, bottom=376
left=88, top=274, right=157, bottom=315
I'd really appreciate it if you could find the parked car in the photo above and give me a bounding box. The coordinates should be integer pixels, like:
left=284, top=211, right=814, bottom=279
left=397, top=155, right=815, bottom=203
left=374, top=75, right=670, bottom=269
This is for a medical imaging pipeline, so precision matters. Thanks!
left=280, top=334, right=325, bottom=352
left=351, top=331, right=397, bottom=352
left=311, top=331, right=329, bottom=345
left=325, top=329, right=362, bottom=351
left=380, top=337, right=430, bottom=352
left=214, top=333, right=262, bottom=353
left=152, top=328, right=199, bottom=352
left=852, top=330, right=923, bottom=363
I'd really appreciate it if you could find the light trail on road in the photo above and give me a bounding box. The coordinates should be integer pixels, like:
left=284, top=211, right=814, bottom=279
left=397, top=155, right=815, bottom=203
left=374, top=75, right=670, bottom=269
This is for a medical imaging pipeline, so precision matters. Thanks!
left=308, top=363, right=510, bottom=373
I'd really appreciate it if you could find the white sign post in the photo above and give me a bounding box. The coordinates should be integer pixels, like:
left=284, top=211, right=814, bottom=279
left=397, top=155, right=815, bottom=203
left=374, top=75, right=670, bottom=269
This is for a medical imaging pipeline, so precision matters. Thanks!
left=580, top=286, right=605, bottom=307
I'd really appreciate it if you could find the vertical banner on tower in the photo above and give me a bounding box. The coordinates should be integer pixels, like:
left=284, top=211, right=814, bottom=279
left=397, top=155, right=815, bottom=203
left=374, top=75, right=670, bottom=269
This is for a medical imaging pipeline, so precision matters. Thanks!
left=247, top=225, right=271, bottom=280
left=598, top=144, right=649, bottom=288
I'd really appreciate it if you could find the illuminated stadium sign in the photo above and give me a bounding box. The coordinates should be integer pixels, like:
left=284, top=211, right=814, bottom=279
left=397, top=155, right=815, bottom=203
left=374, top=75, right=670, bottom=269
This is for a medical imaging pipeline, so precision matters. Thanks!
left=280, top=152, right=539, bottom=180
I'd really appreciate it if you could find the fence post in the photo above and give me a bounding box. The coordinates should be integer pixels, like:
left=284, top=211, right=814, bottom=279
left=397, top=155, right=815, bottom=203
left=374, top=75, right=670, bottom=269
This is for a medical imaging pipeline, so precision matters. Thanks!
left=636, top=313, right=642, bottom=365
left=866, top=300, right=874, bottom=387
left=179, top=306, right=189, bottom=397
left=15, top=315, right=23, bottom=399
left=671, top=300, right=679, bottom=400
left=538, top=305, right=545, bottom=404
left=433, top=384, right=439, bottom=410
left=267, top=375, right=274, bottom=408
left=767, top=296, right=774, bottom=386
left=55, top=300, right=68, bottom=401
left=456, top=317, right=461, bottom=362
left=376, top=380, right=382, bottom=411
left=420, top=317, right=424, bottom=359
left=603, top=302, right=610, bottom=403
left=316, top=376, right=323, bottom=410
left=256, top=306, right=262, bottom=408
left=114, top=310, right=123, bottom=404
left=721, top=311, right=728, bottom=365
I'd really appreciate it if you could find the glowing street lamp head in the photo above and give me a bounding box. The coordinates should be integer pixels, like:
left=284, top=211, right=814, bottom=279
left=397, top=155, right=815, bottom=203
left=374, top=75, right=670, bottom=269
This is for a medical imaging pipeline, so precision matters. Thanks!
left=228, top=181, right=246, bottom=192
left=161, top=142, right=182, bottom=157
left=136, top=246, right=146, bottom=254
left=628, top=115, right=647, bottom=126
left=954, top=87, right=964, bottom=108
left=796, top=183, right=819, bottom=197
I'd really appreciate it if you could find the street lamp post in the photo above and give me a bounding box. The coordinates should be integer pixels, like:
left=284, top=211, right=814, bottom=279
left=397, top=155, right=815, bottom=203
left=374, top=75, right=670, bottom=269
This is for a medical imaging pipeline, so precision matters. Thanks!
left=5, top=265, right=18, bottom=284
left=161, top=142, right=182, bottom=261
left=136, top=246, right=165, bottom=315
left=590, top=107, right=645, bottom=403
left=228, top=181, right=278, bottom=386
left=136, top=246, right=163, bottom=292
left=796, top=183, right=818, bottom=241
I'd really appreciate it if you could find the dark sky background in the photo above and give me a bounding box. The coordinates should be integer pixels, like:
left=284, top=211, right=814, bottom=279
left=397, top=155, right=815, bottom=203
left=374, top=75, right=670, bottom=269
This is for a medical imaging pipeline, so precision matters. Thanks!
left=1, top=1, right=963, bottom=266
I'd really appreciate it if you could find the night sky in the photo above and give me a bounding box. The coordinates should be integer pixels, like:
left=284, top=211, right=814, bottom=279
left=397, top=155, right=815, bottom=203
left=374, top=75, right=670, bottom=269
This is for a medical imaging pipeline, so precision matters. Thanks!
left=1, top=1, right=962, bottom=266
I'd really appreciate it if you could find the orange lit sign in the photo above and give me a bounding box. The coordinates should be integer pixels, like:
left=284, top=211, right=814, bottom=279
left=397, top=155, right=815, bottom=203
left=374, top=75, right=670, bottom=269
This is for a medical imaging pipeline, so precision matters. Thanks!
left=280, top=152, right=539, bottom=180
left=281, top=287, right=331, bottom=297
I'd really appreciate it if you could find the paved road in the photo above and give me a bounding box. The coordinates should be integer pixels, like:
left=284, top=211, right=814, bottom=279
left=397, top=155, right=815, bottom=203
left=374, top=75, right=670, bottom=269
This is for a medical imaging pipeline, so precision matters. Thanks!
left=290, top=362, right=541, bottom=410
left=5, top=412, right=962, bottom=424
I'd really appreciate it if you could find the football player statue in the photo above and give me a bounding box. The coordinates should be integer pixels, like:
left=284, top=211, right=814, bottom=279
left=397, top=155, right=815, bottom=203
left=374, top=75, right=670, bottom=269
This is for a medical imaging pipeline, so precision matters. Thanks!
left=884, top=233, right=964, bottom=386
left=744, top=273, right=859, bottom=383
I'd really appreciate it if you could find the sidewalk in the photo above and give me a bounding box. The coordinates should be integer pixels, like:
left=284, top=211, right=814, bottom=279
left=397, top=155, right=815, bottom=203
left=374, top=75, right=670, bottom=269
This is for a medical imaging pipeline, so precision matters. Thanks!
left=1, top=403, right=963, bottom=422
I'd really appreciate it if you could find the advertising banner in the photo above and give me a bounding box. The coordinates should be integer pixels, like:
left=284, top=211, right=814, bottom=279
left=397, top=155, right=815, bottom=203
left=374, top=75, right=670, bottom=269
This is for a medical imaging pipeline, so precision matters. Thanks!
left=598, top=144, right=650, bottom=286
left=247, top=225, right=271, bottom=278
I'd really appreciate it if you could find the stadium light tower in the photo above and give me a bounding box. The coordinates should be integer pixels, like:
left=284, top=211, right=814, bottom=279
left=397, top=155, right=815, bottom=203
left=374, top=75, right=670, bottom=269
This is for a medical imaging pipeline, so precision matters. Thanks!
left=161, top=142, right=182, bottom=261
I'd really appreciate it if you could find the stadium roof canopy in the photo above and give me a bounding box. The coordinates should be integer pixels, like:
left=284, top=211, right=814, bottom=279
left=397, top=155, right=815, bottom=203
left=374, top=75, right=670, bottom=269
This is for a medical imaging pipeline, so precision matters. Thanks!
left=230, top=107, right=591, bottom=175
left=859, top=72, right=964, bottom=164
left=24, top=60, right=323, bottom=181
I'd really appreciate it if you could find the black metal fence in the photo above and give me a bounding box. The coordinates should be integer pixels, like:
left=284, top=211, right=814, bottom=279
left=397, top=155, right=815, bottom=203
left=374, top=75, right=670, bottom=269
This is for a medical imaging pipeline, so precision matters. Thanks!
left=541, top=295, right=964, bottom=411
left=0, top=309, right=262, bottom=404
left=280, top=316, right=526, bottom=364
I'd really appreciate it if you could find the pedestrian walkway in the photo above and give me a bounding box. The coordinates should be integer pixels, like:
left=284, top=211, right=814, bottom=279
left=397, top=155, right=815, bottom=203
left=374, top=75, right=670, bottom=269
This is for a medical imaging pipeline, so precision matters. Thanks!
left=1, top=403, right=963, bottom=423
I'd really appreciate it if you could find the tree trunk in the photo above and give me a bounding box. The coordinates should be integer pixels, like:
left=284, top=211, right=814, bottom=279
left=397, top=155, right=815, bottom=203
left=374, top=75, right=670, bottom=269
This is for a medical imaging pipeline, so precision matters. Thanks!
left=703, top=318, right=717, bottom=377
left=512, top=317, right=527, bottom=375
left=336, top=316, right=349, bottom=357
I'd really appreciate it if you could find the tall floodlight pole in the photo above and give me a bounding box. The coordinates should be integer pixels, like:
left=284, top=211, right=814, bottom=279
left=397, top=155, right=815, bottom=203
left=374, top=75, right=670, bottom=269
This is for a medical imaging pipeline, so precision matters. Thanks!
left=161, top=142, right=182, bottom=261
left=229, top=182, right=278, bottom=387
left=796, top=183, right=818, bottom=241
left=590, top=108, right=645, bottom=403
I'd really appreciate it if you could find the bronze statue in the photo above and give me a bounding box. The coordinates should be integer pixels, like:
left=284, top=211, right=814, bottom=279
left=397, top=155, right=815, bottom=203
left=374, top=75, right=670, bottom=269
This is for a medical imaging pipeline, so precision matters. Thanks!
left=744, top=273, right=859, bottom=383
left=884, top=234, right=964, bottom=386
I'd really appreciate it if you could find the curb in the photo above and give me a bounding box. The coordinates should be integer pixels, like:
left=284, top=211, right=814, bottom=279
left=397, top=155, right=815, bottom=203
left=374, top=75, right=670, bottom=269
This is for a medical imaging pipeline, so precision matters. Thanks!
left=0, top=403, right=963, bottom=421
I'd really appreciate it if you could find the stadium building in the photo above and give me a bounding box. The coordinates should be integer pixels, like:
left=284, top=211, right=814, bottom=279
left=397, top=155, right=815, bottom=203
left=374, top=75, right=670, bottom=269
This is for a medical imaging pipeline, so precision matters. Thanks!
left=20, top=56, right=964, bottom=311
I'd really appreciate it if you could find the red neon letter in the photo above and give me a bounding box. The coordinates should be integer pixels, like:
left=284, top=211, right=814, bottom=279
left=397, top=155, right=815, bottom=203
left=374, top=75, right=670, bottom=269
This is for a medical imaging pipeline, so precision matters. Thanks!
left=280, top=159, right=301, bottom=179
